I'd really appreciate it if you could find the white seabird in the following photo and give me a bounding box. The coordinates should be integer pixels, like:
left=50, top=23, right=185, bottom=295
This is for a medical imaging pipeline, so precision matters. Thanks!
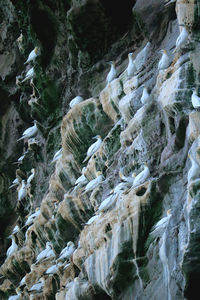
left=29, top=277, right=45, bottom=292
left=84, top=171, right=104, bottom=193
left=119, top=170, right=135, bottom=184
left=12, top=225, right=20, bottom=235
left=50, top=148, right=62, bottom=164
left=132, top=163, right=150, bottom=187
left=17, top=120, right=38, bottom=141
left=98, top=191, right=117, bottom=213
left=8, top=295, right=20, bottom=300
left=188, top=153, right=200, bottom=183
left=45, top=261, right=62, bottom=275
left=35, top=242, right=55, bottom=264
left=85, top=214, right=100, bottom=225
left=191, top=88, right=200, bottom=110
left=140, top=86, right=150, bottom=105
left=24, top=47, right=39, bottom=64
left=173, top=25, right=188, bottom=53
left=18, top=180, right=27, bottom=201
left=83, top=135, right=102, bottom=162
left=27, top=168, right=35, bottom=186
left=75, top=167, right=88, bottom=186
left=21, top=67, right=35, bottom=83
left=69, top=96, right=84, bottom=108
left=158, top=49, right=170, bottom=70
left=106, top=61, right=117, bottom=84
left=19, top=275, right=26, bottom=287
left=25, top=208, right=40, bottom=226
left=127, top=52, right=137, bottom=78
left=7, top=235, right=18, bottom=258
left=58, top=241, right=76, bottom=261
left=9, top=178, right=20, bottom=189
left=152, top=210, right=171, bottom=233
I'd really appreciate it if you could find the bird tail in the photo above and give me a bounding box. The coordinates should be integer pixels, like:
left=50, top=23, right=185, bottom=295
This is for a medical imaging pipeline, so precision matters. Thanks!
left=17, top=136, right=24, bottom=142
left=83, top=156, right=89, bottom=163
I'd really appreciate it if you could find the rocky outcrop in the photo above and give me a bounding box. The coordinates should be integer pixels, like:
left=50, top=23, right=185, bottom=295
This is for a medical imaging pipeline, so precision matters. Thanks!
left=0, top=0, right=200, bottom=299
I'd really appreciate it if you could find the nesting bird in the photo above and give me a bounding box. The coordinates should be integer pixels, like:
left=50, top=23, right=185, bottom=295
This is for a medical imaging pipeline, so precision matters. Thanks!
left=69, top=96, right=84, bottom=108
left=106, top=61, right=117, bottom=84
left=173, top=25, right=188, bottom=53
left=27, top=168, right=35, bottom=186
left=24, top=47, right=39, bottom=64
left=74, top=167, right=88, bottom=189
left=98, top=190, right=117, bottom=213
left=58, top=241, right=76, bottom=261
left=25, top=208, right=40, bottom=226
left=45, top=260, right=62, bottom=275
left=127, top=52, right=137, bottom=78
left=50, top=148, right=62, bottom=164
left=84, top=171, right=104, bottom=193
left=140, top=86, right=150, bottom=105
left=7, top=235, right=18, bottom=258
left=83, top=135, right=102, bottom=162
left=18, top=180, right=27, bottom=201
left=17, top=120, right=38, bottom=141
left=152, top=210, right=171, bottom=233
left=132, top=163, right=150, bottom=187
left=29, top=277, right=45, bottom=292
left=158, top=49, right=170, bottom=70
left=191, top=88, right=200, bottom=110
left=119, top=170, right=135, bottom=184
left=21, top=67, right=35, bottom=83
left=35, top=242, right=55, bottom=264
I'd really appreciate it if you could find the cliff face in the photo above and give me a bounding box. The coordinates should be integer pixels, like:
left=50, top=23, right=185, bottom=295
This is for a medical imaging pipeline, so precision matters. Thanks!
left=0, top=0, right=200, bottom=299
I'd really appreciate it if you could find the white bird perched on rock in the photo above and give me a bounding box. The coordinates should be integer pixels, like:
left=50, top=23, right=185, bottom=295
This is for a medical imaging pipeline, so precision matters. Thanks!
left=152, top=210, right=171, bottom=233
left=35, top=242, right=55, bottom=264
left=24, top=47, right=39, bottom=64
left=18, top=180, right=27, bottom=201
left=132, top=163, right=150, bottom=188
left=106, top=61, right=117, bottom=84
left=27, top=168, right=35, bottom=186
left=17, top=120, right=38, bottom=141
left=119, top=170, right=135, bottom=184
left=21, top=67, right=35, bottom=83
left=98, top=190, right=117, bottom=213
left=83, top=135, right=102, bottom=162
left=85, top=214, right=100, bottom=225
left=50, top=148, right=62, bottom=164
left=74, top=167, right=88, bottom=189
left=29, top=277, right=45, bottom=292
left=84, top=171, right=104, bottom=193
left=12, top=225, right=20, bottom=235
left=69, top=96, right=84, bottom=108
left=9, top=178, right=20, bottom=189
left=7, top=235, right=18, bottom=258
left=173, top=25, right=188, bottom=53
left=140, top=86, right=150, bottom=105
left=58, top=241, right=76, bottom=261
left=25, top=208, right=40, bottom=226
left=127, top=52, right=137, bottom=78
left=45, top=260, right=62, bottom=275
left=158, top=49, right=170, bottom=70
left=188, top=153, right=200, bottom=183
left=191, top=88, right=200, bottom=110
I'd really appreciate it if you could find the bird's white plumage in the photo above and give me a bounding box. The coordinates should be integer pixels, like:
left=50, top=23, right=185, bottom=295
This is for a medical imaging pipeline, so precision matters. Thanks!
left=7, top=236, right=18, bottom=257
left=191, top=90, right=200, bottom=109
left=35, top=242, right=55, bottom=264
left=98, top=192, right=117, bottom=213
left=19, top=275, right=26, bottom=287
left=140, top=86, right=150, bottom=105
left=8, top=295, right=20, bottom=300
left=12, top=225, right=20, bottom=235
left=127, top=53, right=137, bottom=78
left=24, top=47, right=38, bottom=64
left=106, top=62, right=117, bottom=84
left=173, top=26, right=188, bottom=53
left=50, top=148, right=62, bottom=164
left=17, top=121, right=38, bottom=141
left=86, top=215, right=99, bottom=225
left=132, top=164, right=150, bottom=187
left=18, top=180, right=27, bottom=201
left=84, top=172, right=103, bottom=193
left=30, top=278, right=44, bottom=292
left=74, top=167, right=88, bottom=188
left=152, top=210, right=171, bottom=233
left=25, top=209, right=40, bottom=226
left=158, top=50, right=170, bottom=70
left=21, top=67, right=35, bottom=83
left=45, top=261, right=61, bottom=274
left=27, top=168, right=35, bottom=186
left=58, top=241, right=75, bottom=261
left=9, top=178, right=19, bottom=189
left=83, top=136, right=102, bottom=162
left=119, top=170, right=135, bottom=184
left=69, top=96, right=83, bottom=108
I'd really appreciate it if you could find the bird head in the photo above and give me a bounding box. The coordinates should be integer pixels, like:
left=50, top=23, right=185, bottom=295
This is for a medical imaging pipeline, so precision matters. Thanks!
left=33, top=120, right=37, bottom=125
left=67, top=241, right=74, bottom=247
left=92, top=135, right=101, bottom=140
left=119, top=171, right=123, bottom=179
left=167, top=209, right=171, bottom=216
left=160, top=49, right=167, bottom=54
left=128, top=52, right=134, bottom=58
left=107, top=61, right=115, bottom=66
left=34, top=47, right=39, bottom=54
left=31, top=168, right=35, bottom=173
left=96, top=171, right=102, bottom=177
left=132, top=172, right=136, bottom=178
left=144, top=162, right=148, bottom=167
